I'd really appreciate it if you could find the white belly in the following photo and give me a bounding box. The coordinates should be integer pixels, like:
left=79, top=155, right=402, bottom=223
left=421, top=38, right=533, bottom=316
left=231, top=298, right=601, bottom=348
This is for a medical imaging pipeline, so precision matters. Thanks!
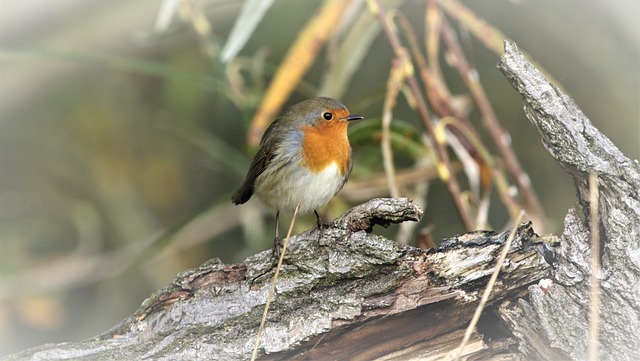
left=254, top=162, right=347, bottom=214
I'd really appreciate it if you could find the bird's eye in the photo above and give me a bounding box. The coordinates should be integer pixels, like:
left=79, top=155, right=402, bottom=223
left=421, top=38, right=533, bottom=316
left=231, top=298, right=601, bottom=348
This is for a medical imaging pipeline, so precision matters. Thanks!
left=322, top=112, right=333, bottom=120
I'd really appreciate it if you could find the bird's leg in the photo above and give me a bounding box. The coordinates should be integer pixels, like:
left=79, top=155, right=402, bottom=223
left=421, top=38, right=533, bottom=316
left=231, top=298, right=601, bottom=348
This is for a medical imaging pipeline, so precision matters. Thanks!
left=271, top=210, right=282, bottom=261
left=314, top=210, right=331, bottom=239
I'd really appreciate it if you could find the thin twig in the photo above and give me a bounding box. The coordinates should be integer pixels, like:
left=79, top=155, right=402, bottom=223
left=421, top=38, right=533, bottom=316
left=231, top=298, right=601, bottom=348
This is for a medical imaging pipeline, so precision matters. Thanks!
left=588, top=173, right=600, bottom=361
left=396, top=11, right=468, bottom=125
left=0, top=203, right=245, bottom=301
left=438, top=0, right=562, bottom=87
left=436, top=0, right=505, bottom=56
left=341, top=162, right=460, bottom=202
left=381, top=55, right=408, bottom=198
left=438, top=17, right=546, bottom=232
left=369, top=0, right=474, bottom=230
left=453, top=210, right=525, bottom=360
left=397, top=6, right=523, bottom=226
left=250, top=202, right=301, bottom=361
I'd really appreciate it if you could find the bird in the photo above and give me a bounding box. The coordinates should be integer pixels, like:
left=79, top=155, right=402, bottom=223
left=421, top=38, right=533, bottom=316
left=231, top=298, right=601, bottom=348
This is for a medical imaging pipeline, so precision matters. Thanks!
left=232, top=97, right=363, bottom=256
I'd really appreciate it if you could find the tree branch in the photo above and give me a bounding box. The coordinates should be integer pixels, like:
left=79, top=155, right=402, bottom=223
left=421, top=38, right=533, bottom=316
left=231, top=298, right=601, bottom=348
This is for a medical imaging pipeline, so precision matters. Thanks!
left=9, top=198, right=555, bottom=360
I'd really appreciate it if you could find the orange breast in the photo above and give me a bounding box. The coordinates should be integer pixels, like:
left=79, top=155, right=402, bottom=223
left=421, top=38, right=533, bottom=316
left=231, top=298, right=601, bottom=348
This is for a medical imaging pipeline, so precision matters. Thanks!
left=300, top=120, right=351, bottom=175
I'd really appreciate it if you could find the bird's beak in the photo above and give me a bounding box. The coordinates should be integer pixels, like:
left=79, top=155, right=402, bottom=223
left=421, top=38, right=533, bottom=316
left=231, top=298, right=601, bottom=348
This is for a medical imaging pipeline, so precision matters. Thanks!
left=346, top=114, right=364, bottom=121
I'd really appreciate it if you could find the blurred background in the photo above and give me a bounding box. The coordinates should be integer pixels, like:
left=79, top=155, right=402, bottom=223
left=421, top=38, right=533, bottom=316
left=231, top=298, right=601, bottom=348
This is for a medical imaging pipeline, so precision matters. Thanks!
left=0, top=0, right=637, bottom=356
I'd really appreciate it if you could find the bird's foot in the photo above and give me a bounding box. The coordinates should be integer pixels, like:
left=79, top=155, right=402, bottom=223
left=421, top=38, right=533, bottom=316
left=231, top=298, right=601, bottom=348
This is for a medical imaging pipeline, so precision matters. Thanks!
left=270, top=235, right=282, bottom=263
left=249, top=235, right=282, bottom=284
left=314, top=210, right=332, bottom=240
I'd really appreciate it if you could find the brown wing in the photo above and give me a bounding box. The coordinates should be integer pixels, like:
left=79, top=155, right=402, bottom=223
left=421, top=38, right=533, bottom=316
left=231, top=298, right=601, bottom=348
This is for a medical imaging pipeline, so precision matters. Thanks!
left=231, top=147, right=272, bottom=204
left=231, top=121, right=282, bottom=205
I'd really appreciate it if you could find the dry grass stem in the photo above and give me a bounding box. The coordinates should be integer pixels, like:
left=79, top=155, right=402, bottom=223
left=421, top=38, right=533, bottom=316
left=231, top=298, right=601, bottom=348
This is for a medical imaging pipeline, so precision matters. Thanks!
left=588, top=173, right=600, bottom=361
left=251, top=202, right=301, bottom=361
left=381, top=54, right=410, bottom=198
left=453, top=210, right=525, bottom=360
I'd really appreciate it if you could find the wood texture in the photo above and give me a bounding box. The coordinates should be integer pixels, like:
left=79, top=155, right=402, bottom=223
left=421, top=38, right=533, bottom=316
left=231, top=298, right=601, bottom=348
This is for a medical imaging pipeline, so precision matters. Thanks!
left=496, top=40, right=640, bottom=361
left=8, top=198, right=554, bottom=360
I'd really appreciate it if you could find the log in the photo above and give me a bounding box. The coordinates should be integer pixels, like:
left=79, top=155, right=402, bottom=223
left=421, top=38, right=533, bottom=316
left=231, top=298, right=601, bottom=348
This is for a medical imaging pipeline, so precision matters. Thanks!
left=496, top=40, right=640, bottom=361
left=6, top=198, right=555, bottom=360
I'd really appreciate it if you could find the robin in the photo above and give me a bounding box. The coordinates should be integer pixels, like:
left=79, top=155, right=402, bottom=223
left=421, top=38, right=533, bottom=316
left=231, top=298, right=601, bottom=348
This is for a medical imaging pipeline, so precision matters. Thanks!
left=232, top=97, right=363, bottom=254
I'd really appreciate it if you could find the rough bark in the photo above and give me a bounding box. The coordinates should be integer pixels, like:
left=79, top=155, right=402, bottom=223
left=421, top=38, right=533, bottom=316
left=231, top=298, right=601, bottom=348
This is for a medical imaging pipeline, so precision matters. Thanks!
left=496, top=40, right=640, bottom=361
left=6, top=198, right=555, bottom=361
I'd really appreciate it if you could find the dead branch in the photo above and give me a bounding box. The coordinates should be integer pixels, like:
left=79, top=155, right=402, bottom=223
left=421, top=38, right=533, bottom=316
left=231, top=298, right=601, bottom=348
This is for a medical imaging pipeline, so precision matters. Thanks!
left=8, top=198, right=554, bottom=360
left=496, top=40, right=640, bottom=361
